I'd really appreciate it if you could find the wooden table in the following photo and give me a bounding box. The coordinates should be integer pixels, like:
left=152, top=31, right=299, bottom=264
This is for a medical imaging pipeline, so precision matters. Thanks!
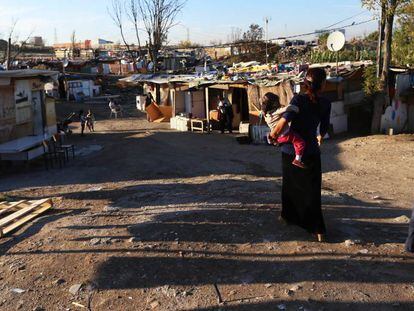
left=0, top=134, right=51, bottom=161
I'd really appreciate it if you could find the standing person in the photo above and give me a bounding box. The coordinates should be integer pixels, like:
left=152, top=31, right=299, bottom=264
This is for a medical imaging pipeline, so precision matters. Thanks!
left=145, top=93, right=154, bottom=108
left=145, top=93, right=154, bottom=121
left=86, top=109, right=95, bottom=132
left=109, top=98, right=117, bottom=112
left=270, top=68, right=331, bottom=242
left=78, top=110, right=87, bottom=136
left=217, top=95, right=233, bottom=134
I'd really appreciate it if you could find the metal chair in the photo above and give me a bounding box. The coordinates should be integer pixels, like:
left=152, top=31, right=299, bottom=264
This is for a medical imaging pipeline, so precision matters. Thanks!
left=52, top=134, right=75, bottom=161
left=42, top=140, right=65, bottom=169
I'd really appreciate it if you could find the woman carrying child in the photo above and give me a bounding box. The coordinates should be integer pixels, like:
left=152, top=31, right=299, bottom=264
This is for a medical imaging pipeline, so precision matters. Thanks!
left=270, top=68, right=331, bottom=242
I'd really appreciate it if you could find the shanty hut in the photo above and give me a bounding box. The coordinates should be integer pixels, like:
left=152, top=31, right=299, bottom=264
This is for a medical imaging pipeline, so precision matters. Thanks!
left=0, top=69, right=59, bottom=161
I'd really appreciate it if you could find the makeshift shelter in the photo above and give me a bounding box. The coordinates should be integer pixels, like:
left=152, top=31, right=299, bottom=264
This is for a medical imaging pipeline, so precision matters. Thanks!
left=121, top=61, right=369, bottom=139
left=0, top=70, right=59, bottom=160
left=120, top=74, right=206, bottom=127
left=381, top=70, right=414, bottom=133
left=65, top=75, right=101, bottom=101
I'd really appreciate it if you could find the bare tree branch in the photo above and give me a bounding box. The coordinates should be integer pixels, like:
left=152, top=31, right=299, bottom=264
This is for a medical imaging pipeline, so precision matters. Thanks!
left=1, top=19, right=34, bottom=68
left=107, top=0, right=133, bottom=56
left=127, top=0, right=143, bottom=57
left=137, top=0, right=186, bottom=70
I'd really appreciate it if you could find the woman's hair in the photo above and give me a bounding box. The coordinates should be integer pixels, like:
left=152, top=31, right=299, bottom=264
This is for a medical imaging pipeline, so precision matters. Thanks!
left=304, top=68, right=327, bottom=103
left=261, top=92, right=280, bottom=113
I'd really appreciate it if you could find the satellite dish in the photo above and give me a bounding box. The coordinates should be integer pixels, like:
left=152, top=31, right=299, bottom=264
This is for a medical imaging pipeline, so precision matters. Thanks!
left=63, top=59, right=69, bottom=68
left=327, top=31, right=346, bottom=52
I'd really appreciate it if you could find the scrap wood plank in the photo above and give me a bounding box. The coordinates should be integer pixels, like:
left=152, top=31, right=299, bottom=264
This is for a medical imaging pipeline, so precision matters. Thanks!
left=0, top=200, right=27, bottom=216
left=0, top=199, right=53, bottom=237
left=0, top=199, right=30, bottom=209
left=1, top=200, right=53, bottom=237
left=0, top=201, right=12, bottom=209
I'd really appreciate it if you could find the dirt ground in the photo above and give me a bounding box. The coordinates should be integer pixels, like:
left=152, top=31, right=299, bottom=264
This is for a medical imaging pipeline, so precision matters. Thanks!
left=0, top=102, right=414, bottom=311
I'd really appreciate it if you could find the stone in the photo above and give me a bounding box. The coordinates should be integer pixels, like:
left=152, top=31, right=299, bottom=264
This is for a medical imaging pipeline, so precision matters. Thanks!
left=277, top=304, right=286, bottom=310
left=150, top=300, right=159, bottom=309
left=100, top=238, right=112, bottom=244
left=264, top=283, right=272, bottom=288
left=290, top=284, right=302, bottom=292
left=53, top=278, right=65, bottom=285
left=393, top=216, right=410, bottom=224
left=11, top=288, right=25, bottom=294
left=90, top=238, right=102, bottom=246
left=69, top=284, right=83, bottom=295
left=84, top=187, right=103, bottom=192
left=105, top=206, right=120, bottom=212
left=344, top=239, right=361, bottom=247
left=358, top=249, right=369, bottom=255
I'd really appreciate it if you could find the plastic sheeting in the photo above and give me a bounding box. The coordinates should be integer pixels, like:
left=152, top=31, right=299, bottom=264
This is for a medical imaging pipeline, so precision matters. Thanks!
left=247, top=81, right=294, bottom=114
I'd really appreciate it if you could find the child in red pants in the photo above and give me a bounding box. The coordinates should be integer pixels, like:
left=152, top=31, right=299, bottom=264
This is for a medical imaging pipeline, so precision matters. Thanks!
left=261, top=93, right=306, bottom=169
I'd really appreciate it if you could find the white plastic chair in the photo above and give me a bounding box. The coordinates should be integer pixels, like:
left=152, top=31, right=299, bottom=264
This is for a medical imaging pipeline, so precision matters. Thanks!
left=109, top=106, right=123, bottom=119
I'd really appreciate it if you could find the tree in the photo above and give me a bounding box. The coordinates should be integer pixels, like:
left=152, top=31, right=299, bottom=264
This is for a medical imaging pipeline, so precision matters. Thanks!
left=137, top=0, right=186, bottom=69
left=362, top=0, right=410, bottom=133
left=178, top=40, right=200, bottom=48
left=228, top=27, right=242, bottom=44
left=242, top=24, right=264, bottom=42
left=317, top=32, right=330, bottom=50
left=70, top=30, right=78, bottom=59
left=1, top=20, right=33, bottom=69
left=107, top=0, right=133, bottom=57
left=392, top=1, right=414, bottom=66
left=127, top=0, right=143, bottom=58
left=362, top=0, right=410, bottom=91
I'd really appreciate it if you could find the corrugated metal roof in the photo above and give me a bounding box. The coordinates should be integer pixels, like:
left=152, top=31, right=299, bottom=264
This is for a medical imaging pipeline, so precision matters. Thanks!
left=0, top=69, right=59, bottom=78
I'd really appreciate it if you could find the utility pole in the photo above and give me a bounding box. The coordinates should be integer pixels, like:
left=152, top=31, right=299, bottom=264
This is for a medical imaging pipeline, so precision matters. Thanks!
left=376, top=8, right=385, bottom=79
left=54, top=28, right=58, bottom=45
left=264, top=17, right=271, bottom=64
left=6, top=38, right=11, bottom=70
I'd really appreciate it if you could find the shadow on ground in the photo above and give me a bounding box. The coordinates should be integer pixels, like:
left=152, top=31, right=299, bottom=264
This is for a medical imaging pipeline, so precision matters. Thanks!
left=0, top=208, right=87, bottom=254
left=0, top=127, right=346, bottom=191
left=186, top=300, right=413, bottom=311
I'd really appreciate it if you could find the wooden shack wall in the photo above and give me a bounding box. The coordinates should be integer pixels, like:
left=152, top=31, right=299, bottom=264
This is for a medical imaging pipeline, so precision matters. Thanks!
left=0, top=83, right=16, bottom=144
left=247, top=81, right=294, bottom=124
left=0, top=77, right=55, bottom=144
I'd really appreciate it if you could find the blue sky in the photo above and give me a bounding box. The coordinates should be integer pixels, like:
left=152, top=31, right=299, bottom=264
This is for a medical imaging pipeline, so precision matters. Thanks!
left=0, top=0, right=377, bottom=45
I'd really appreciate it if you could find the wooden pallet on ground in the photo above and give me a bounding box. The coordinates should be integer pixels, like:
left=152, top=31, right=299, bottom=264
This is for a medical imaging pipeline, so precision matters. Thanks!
left=0, top=199, right=53, bottom=237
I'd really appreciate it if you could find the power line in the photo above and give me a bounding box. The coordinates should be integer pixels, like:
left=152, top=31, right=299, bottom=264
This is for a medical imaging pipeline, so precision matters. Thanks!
left=323, top=11, right=368, bottom=30
left=190, top=18, right=375, bottom=49
left=274, top=19, right=374, bottom=40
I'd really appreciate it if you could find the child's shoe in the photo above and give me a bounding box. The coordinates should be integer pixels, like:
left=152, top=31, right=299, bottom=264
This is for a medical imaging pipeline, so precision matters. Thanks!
left=292, top=159, right=306, bottom=169
left=266, top=134, right=275, bottom=145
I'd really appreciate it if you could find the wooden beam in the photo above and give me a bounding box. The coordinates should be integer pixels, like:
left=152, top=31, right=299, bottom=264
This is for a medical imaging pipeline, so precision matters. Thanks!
left=209, top=84, right=229, bottom=90
left=1, top=201, right=53, bottom=237
left=229, top=84, right=247, bottom=89
left=0, top=199, right=51, bottom=229
left=0, top=200, right=27, bottom=215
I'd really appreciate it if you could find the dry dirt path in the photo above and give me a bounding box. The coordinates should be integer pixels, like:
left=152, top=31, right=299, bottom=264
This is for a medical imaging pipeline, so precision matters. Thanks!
left=0, top=116, right=413, bottom=311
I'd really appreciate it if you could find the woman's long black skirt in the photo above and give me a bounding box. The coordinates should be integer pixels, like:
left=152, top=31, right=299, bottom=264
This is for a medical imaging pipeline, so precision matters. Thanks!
left=281, top=152, right=326, bottom=234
